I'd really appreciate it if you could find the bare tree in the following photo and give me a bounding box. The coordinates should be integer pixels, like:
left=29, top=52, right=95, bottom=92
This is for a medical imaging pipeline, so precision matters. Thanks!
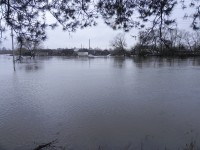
left=182, top=31, right=193, bottom=51
left=111, top=33, right=127, bottom=50
left=110, top=33, right=127, bottom=56
left=191, top=31, right=200, bottom=51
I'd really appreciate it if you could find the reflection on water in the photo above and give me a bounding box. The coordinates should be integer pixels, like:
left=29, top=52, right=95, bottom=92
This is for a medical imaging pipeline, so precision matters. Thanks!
left=132, top=56, right=200, bottom=68
left=113, top=57, right=126, bottom=68
left=19, top=63, right=43, bottom=73
left=0, top=55, right=200, bottom=150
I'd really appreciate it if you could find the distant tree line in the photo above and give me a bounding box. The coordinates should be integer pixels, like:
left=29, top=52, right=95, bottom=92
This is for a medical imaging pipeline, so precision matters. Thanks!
left=0, top=50, right=11, bottom=54
left=132, top=27, right=200, bottom=56
left=12, top=47, right=111, bottom=57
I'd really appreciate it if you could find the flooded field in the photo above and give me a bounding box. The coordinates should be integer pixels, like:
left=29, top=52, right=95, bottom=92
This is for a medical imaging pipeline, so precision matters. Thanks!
left=0, top=55, right=200, bottom=150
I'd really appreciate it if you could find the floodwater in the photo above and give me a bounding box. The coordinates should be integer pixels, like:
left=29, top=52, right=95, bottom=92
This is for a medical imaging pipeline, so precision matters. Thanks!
left=0, top=55, right=200, bottom=150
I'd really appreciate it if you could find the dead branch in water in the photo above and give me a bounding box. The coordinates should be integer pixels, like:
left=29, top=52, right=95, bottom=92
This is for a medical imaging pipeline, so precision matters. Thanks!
left=33, top=140, right=60, bottom=150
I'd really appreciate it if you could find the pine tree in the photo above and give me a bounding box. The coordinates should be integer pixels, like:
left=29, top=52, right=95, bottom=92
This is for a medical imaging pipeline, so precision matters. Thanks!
left=138, top=0, right=177, bottom=52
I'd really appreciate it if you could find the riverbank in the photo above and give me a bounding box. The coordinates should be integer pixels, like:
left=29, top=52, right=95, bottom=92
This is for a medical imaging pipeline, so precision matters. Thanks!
left=2, top=48, right=200, bottom=58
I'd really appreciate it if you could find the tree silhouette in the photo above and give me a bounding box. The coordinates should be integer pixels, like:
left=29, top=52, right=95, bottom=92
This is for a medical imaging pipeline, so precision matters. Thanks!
left=181, top=0, right=200, bottom=30
left=0, top=0, right=49, bottom=42
left=138, top=0, right=177, bottom=51
left=0, top=0, right=97, bottom=42
left=110, top=33, right=127, bottom=50
left=0, top=0, right=200, bottom=45
left=97, top=0, right=139, bottom=31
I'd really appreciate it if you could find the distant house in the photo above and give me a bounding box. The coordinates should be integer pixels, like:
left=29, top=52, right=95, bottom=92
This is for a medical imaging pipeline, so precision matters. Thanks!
left=77, top=52, right=88, bottom=56
left=74, top=48, right=79, bottom=52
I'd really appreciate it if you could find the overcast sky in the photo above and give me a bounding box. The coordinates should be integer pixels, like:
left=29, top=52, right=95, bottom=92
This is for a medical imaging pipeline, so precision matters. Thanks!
left=0, top=4, right=194, bottom=50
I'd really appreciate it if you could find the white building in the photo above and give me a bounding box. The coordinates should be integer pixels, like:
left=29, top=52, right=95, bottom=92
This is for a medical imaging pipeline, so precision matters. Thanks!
left=77, top=52, right=88, bottom=56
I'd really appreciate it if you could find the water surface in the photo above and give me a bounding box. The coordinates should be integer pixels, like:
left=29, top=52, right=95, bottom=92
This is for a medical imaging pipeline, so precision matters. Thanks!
left=0, top=55, right=200, bottom=150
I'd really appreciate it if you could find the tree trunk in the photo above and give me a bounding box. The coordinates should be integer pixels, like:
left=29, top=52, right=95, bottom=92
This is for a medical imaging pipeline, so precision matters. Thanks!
left=19, top=43, right=22, bottom=61
left=160, top=7, right=163, bottom=53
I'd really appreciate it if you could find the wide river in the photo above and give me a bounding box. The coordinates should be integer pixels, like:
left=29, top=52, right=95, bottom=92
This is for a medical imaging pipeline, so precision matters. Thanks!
left=0, top=55, right=200, bottom=150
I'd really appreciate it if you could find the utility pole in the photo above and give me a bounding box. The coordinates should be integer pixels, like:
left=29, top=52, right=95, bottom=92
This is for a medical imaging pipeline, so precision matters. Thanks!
left=11, top=27, right=16, bottom=71
left=89, top=39, right=90, bottom=50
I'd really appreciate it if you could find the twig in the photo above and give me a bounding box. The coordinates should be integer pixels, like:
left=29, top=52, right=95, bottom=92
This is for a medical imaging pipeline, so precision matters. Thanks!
left=33, top=140, right=58, bottom=150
